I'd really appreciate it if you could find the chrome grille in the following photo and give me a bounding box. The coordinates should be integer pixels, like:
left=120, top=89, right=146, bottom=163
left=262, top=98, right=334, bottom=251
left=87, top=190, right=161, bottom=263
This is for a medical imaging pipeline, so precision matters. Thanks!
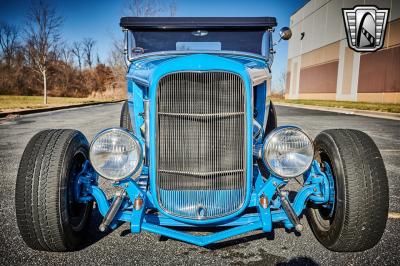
left=156, top=72, right=247, bottom=219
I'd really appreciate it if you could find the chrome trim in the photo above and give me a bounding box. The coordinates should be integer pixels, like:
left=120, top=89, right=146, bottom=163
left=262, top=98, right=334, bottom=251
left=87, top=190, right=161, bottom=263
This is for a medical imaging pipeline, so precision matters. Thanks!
left=143, top=100, right=150, bottom=149
left=247, top=67, right=270, bottom=86
left=159, top=169, right=244, bottom=177
left=277, top=187, right=303, bottom=232
left=123, top=29, right=131, bottom=67
left=99, top=189, right=126, bottom=232
left=155, top=71, right=247, bottom=219
left=158, top=111, right=244, bottom=118
left=253, top=119, right=263, bottom=142
left=89, top=127, right=144, bottom=181
left=127, top=76, right=149, bottom=87
left=262, top=126, right=314, bottom=179
left=262, top=99, right=271, bottom=134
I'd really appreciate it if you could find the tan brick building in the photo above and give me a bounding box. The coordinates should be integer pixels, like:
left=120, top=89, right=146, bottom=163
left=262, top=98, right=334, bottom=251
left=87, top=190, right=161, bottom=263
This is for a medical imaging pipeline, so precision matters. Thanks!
left=285, top=0, right=400, bottom=103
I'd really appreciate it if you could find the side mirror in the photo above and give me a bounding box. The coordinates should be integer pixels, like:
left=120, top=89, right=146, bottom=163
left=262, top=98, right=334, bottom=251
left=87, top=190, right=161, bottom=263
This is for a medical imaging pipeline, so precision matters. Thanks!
left=279, top=27, right=292, bottom=41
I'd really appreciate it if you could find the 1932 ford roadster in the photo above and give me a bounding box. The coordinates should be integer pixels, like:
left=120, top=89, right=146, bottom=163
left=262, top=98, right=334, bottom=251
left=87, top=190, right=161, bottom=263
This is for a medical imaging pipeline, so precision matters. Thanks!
left=15, top=17, right=388, bottom=252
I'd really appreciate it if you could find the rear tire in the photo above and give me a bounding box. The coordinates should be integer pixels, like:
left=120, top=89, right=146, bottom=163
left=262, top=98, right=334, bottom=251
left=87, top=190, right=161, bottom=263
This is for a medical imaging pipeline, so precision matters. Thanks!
left=307, top=129, right=388, bottom=252
left=15, top=129, right=93, bottom=251
left=120, top=101, right=133, bottom=131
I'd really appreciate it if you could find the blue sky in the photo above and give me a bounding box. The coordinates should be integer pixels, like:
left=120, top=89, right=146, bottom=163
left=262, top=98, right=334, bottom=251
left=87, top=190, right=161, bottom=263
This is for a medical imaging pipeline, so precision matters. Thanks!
left=0, top=0, right=306, bottom=84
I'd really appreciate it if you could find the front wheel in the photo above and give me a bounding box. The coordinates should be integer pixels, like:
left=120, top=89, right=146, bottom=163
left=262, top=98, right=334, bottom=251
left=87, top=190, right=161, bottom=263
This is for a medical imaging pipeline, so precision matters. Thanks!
left=307, top=129, right=388, bottom=252
left=15, top=129, right=93, bottom=251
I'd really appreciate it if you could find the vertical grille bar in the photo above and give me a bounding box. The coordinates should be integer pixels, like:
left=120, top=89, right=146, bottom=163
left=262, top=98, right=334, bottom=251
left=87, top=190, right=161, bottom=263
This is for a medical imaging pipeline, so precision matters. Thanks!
left=156, top=72, right=247, bottom=219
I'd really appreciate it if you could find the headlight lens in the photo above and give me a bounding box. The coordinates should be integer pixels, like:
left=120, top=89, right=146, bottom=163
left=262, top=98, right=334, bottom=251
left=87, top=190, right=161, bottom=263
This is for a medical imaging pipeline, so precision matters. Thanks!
left=263, top=126, right=314, bottom=178
left=90, top=128, right=143, bottom=181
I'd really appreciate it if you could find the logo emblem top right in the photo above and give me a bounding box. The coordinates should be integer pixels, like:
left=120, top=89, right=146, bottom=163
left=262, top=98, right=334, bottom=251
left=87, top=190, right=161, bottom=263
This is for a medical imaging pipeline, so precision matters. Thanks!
left=342, top=6, right=389, bottom=52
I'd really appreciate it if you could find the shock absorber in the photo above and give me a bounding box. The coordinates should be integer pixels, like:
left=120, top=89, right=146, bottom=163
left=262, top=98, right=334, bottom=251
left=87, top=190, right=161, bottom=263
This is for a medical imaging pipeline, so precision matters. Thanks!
left=277, top=187, right=303, bottom=232
left=99, top=189, right=126, bottom=232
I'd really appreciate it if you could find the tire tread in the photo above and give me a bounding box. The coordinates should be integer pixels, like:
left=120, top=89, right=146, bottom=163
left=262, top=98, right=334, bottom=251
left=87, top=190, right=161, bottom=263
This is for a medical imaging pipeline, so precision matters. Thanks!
left=15, top=129, right=90, bottom=251
left=310, top=129, right=388, bottom=252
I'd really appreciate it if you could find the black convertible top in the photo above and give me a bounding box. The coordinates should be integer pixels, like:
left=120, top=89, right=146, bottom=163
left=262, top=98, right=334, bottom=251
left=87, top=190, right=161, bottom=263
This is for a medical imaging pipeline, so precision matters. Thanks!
left=119, top=17, right=276, bottom=56
left=120, top=17, right=277, bottom=31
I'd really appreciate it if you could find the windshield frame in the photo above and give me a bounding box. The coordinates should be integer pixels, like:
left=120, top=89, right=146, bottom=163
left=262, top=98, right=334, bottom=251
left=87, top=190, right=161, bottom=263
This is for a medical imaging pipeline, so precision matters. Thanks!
left=128, top=50, right=268, bottom=62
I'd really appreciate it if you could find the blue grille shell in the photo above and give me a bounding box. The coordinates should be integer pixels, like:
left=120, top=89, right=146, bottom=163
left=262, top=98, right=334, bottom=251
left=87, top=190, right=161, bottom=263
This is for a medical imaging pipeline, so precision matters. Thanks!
left=148, top=54, right=253, bottom=224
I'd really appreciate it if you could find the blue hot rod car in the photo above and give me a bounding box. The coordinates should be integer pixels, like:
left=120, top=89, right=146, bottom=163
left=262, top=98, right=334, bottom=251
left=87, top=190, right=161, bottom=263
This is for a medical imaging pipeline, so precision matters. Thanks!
left=15, top=17, right=388, bottom=252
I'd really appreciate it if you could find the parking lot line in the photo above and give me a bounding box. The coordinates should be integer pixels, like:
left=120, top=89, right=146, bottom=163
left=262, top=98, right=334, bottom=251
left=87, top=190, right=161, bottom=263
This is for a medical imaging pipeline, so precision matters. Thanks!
left=388, top=212, right=400, bottom=219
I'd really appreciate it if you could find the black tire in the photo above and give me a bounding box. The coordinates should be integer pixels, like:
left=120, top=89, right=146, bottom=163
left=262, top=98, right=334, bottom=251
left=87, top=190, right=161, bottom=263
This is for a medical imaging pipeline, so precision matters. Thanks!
left=307, top=129, right=388, bottom=252
left=15, top=129, right=93, bottom=251
left=120, top=101, right=133, bottom=131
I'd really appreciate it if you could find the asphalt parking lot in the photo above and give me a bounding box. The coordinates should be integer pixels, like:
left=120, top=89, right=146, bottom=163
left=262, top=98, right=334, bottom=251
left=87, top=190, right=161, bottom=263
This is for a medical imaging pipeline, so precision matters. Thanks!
left=0, top=102, right=399, bottom=265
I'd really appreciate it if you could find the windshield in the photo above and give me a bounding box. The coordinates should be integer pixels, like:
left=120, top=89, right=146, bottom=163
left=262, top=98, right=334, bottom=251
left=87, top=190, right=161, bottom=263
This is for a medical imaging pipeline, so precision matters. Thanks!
left=130, top=30, right=268, bottom=55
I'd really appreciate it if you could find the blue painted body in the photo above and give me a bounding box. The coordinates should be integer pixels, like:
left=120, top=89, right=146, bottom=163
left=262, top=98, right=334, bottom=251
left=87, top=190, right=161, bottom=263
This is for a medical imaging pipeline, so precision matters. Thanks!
left=79, top=52, right=335, bottom=246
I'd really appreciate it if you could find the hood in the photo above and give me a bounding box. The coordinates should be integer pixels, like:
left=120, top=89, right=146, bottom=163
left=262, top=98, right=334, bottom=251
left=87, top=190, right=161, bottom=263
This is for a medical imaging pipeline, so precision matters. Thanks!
left=127, top=52, right=270, bottom=87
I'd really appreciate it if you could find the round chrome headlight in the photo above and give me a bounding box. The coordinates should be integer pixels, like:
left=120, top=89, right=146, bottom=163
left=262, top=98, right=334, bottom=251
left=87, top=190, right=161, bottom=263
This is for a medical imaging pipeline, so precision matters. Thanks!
left=262, top=126, right=314, bottom=178
left=89, top=128, right=143, bottom=181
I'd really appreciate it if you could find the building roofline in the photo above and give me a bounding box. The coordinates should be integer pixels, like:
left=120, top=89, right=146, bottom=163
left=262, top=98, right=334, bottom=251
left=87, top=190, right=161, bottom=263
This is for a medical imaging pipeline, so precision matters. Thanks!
left=290, top=0, right=311, bottom=18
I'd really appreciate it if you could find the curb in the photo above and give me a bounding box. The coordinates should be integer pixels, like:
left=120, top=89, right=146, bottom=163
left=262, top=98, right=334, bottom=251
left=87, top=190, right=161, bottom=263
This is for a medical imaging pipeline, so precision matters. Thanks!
left=274, top=102, right=400, bottom=121
left=0, top=100, right=124, bottom=118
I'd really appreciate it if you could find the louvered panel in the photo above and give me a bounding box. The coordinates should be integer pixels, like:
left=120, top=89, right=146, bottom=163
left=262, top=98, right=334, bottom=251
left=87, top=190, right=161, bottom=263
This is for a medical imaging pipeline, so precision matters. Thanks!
left=156, top=72, right=246, bottom=220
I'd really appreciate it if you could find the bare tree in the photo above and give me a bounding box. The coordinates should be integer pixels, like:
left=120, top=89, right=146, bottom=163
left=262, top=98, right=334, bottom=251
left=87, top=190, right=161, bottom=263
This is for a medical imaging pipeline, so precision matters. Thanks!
left=25, top=0, right=63, bottom=104
left=96, top=52, right=101, bottom=65
left=0, top=22, right=20, bottom=66
left=71, top=41, right=83, bottom=70
left=105, top=33, right=127, bottom=98
left=82, top=37, right=96, bottom=69
left=124, top=0, right=164, bottom=17
left=60, top=43, right=73, bottom=65
left=169, top=1, right=177, bottom=17
left=271, top=71, right=287, bottom=97
left=107, top=36, right=125, bottom=69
